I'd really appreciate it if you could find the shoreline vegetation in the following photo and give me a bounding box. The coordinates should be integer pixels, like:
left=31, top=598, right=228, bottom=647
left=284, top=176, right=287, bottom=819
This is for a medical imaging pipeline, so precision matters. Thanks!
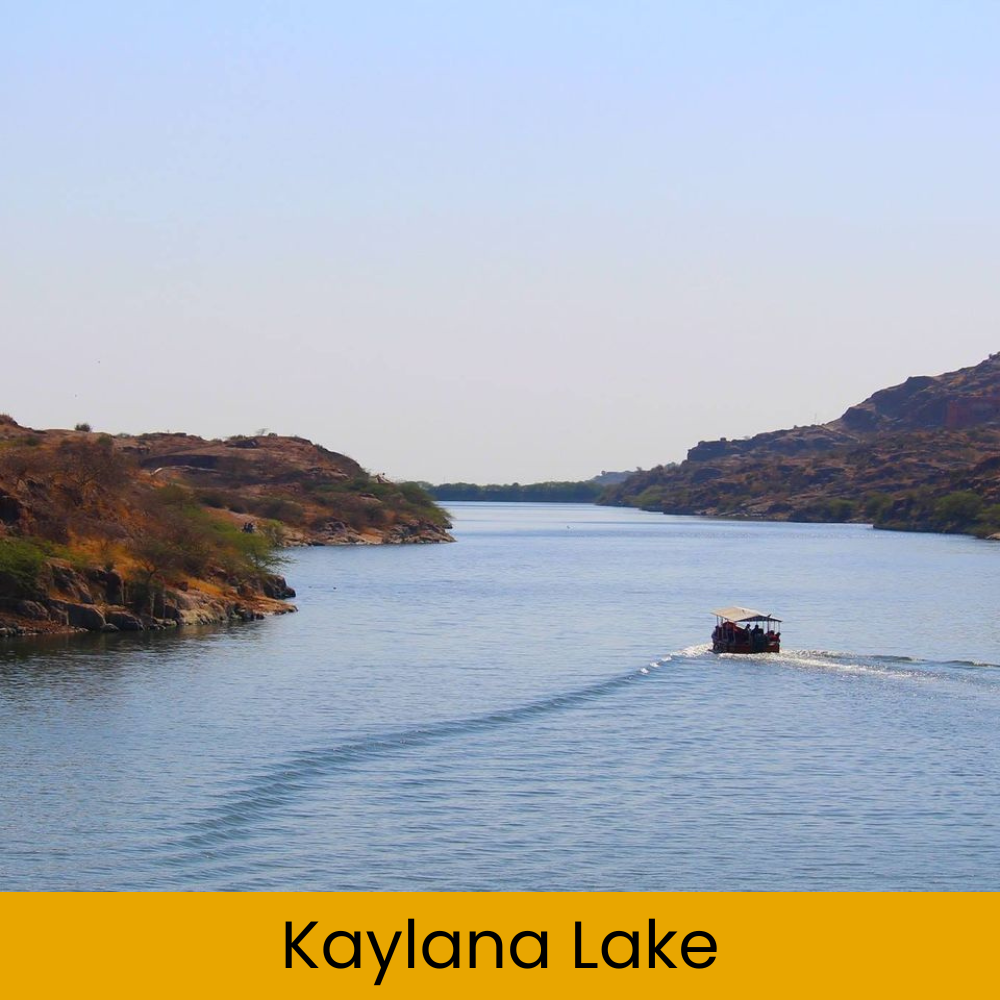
left=0, top=418, right=451, bottom=639
left=425, top=470, right=630, bottom=504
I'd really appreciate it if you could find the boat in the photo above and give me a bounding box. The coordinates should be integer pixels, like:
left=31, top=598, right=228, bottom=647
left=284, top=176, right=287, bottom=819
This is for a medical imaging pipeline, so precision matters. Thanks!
left=711, top=606, right=781, bottom=654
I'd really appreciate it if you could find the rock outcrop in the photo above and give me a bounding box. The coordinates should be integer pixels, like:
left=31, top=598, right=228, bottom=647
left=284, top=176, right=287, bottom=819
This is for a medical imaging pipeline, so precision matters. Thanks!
left=0, top=558, right=297, bottom=638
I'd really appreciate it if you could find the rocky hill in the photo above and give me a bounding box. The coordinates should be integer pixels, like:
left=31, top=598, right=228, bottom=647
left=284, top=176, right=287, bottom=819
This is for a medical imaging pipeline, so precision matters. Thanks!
left=600, top=353, right=1000, bottom=538
left=0, top=419, right=452, bottom=638
left=117, top=430, right=452, bottom=546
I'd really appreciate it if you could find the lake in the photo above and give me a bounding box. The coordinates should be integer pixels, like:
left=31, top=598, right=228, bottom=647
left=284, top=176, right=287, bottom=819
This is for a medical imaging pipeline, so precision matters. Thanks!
left=2, top=502, right=999, bottom=890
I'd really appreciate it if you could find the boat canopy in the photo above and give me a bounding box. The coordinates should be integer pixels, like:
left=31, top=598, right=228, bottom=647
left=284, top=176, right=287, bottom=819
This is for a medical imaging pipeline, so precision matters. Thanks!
left=711, top=606, right=782, bottom=624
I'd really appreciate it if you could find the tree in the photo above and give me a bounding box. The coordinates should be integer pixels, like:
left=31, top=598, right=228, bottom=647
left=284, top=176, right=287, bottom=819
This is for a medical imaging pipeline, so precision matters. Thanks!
left=935, top=491, right=982, bottom=526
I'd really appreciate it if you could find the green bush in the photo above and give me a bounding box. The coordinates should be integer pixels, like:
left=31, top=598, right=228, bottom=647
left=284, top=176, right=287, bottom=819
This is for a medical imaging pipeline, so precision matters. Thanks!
left=795, top=497, right=857, bottom=523
left=232, top=527, right=286, bottom=574
left=0, top=537, right=48, bottom=596
left=864, top=492, right=894, bottom=521
left=975, top=503, right=1000, bottom=537
left=399, top=481, right=433, bottom=505
left=635, top=486, right=666, bottom=510
left=935, top=491, right=982, bottom=526
left=133, top=484, right=286, bottom=588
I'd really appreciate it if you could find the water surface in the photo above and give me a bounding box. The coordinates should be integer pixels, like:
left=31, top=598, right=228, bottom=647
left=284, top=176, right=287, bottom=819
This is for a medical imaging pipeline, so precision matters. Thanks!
left=2, top=503, right=998, bottom=890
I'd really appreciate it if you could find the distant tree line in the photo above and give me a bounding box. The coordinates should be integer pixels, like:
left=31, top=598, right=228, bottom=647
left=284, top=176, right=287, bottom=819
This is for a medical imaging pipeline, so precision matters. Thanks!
left=427, top=480, right=604, bottom=503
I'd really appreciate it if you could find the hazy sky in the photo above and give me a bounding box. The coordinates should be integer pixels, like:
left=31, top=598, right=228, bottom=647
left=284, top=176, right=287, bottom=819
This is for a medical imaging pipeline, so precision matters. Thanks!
left=3, top=2, right=998, bottom=482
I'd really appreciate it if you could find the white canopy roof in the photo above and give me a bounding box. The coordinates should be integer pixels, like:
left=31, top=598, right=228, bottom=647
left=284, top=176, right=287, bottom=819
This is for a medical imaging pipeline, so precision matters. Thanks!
left=711, top=606, right=781, bottom=623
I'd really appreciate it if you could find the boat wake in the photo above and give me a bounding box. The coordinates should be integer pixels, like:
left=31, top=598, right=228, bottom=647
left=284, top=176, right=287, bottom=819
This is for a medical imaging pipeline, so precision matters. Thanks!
left=158, top=660, right=670, bottom=871
left=150, top=639, right=998, bottom=879
left=711, top=646, right=1000, bottom=683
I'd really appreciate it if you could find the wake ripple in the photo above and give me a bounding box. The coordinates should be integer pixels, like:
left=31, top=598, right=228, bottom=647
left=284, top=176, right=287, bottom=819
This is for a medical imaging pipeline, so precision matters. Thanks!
left=162, top=659, right=670, bottom=865
left=154, top=642, right=997, bottom=873
left=719, top=647, right=1000, bottom=682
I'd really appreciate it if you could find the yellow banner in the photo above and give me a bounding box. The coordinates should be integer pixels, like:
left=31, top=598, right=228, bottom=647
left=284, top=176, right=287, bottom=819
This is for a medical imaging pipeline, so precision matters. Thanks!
left=1, top=892, right=992, bottom=997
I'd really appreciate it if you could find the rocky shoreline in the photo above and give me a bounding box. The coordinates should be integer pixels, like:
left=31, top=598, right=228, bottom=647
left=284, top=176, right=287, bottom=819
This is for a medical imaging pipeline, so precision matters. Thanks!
left=0, top=562, right=297, bottom=640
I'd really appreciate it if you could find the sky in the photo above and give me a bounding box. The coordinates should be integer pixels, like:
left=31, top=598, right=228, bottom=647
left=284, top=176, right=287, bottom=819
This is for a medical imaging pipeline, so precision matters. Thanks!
left=2, top=1, right=998, bottom=482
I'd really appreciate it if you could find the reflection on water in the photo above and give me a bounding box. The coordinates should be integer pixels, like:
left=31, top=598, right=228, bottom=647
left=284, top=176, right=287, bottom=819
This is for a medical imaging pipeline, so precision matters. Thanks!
left=2, top=504, right=999, bottom=890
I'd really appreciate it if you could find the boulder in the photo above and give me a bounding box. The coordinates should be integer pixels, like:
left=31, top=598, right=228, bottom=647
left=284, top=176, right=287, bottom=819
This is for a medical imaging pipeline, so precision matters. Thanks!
left=48, top=601, right=106, bottom=631
left=86, top=568, right=125, bottom=605
left=106, top=610, right=144, bottom=632
left=0, top=598, right=51, bottom=620
left=261, top=574, right=296, bottom=599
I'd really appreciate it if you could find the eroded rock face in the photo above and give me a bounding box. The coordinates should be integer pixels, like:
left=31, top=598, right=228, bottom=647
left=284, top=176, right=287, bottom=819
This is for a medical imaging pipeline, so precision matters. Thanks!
left=0, top=567, right=298, bottom=638
left=51, top=564, right=94, bottom=604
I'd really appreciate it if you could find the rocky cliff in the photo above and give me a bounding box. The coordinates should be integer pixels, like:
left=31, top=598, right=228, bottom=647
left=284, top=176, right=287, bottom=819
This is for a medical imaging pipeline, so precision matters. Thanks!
left=601, top=353, right=1000, bottom=538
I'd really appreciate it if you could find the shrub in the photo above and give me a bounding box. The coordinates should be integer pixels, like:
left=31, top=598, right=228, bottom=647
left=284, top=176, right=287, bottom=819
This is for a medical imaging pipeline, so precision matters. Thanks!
left=232, top=527, right=286, bottom=574
left=365, top=504, right=389, bottom=527
left=253, top=496, right=305, bottom=524
left=795, top=497, right=857, bottom=523
left=74, top=422, right=92, bottom=432
left=635, top=486, right=666, bottom=510
left=399, top=481, right=432, bottom=505
left=0, top=537, right=48, bottom=597
left=54, top=437, right=130, bottom=503
left=935, top=491, right=982, bottom=526
left=132, top=483, right=287, bottom=590
left=864, top=492, right=894, bottom=521
left=976, top=504, right=1000, bottom=537
left=197, top=489, right=228, bottom=509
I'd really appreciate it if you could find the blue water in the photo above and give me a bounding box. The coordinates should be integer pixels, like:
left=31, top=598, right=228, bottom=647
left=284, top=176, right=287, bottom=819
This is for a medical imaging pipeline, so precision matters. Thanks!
left=2, top=503, right=999, bottom=890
